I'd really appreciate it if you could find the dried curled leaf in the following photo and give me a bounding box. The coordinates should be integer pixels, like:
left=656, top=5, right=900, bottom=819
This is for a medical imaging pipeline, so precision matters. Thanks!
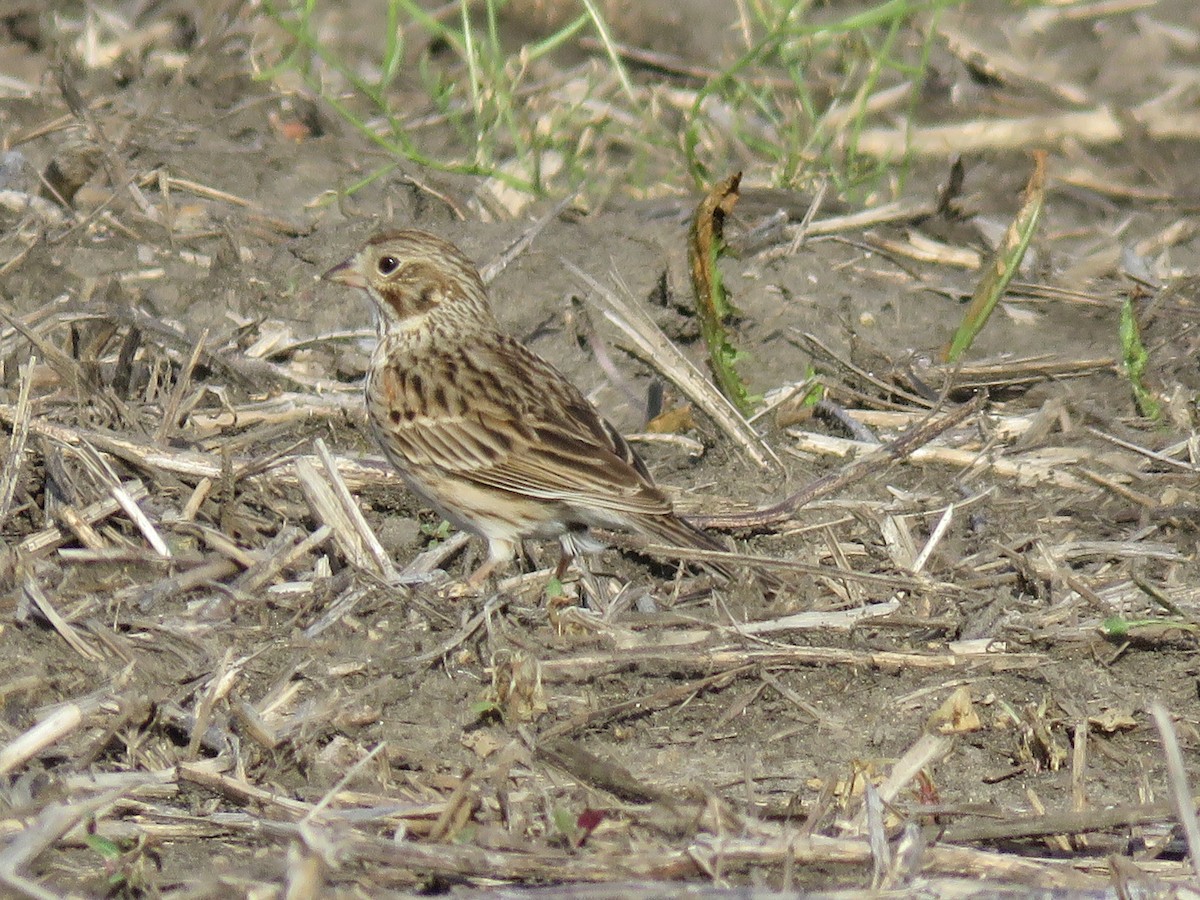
left=689, top=172, right=759, bottom=415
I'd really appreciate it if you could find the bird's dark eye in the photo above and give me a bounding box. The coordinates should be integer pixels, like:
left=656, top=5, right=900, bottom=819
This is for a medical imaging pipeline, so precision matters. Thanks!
left=377, top=255, right=400, bottom=276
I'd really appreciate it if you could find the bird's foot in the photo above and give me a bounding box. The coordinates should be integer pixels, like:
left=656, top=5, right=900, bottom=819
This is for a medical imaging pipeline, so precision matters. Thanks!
left=441, top=579, right=486, bottom=600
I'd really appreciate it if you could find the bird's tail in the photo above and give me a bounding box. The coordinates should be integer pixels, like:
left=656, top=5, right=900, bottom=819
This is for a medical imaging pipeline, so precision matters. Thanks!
left=636, top=513, right=739, bottom=581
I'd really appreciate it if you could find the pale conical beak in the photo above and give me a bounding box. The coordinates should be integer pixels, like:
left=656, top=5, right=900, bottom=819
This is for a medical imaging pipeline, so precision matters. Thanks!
left=322, top=256, right=368, bottom=289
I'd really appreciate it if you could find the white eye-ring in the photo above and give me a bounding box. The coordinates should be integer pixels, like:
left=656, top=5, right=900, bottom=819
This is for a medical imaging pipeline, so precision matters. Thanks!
left=378, top=255, right=400, bottom=275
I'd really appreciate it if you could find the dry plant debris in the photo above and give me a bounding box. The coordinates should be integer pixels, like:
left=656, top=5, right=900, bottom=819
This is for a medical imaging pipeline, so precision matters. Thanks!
left=0, top=2, right=1199, bottom=897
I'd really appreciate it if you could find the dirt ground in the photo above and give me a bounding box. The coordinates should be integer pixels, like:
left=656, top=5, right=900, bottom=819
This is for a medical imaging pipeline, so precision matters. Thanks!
left=1, top=1, right=1199, bottom=897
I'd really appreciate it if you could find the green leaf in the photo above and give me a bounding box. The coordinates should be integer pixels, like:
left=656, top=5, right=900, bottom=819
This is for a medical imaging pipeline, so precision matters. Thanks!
left=1119, top=298, right=1163, bottom=421
left=84, top=833, right=123, bottom=861
left=470, top=699, right=502, bottom=718
left=551, top=806, right=578, bottom=839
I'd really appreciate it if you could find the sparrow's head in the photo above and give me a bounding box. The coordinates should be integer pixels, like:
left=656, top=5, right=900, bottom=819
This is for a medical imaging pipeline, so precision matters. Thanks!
left=323, top=229, right=492, bottom=332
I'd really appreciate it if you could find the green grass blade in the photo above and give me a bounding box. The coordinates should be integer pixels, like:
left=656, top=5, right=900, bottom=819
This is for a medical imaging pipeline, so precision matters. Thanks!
left=579, top=0, right=636, bottom=103
left=1119, top=297, right=1163, bottom=421
left=944, top=151, right=1045, bottom=363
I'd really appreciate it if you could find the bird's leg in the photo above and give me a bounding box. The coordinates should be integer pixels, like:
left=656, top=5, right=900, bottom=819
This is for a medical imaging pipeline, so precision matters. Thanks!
left=553, top=536, right=575, bottom=582
left=556, top=531, right=614, bottom=610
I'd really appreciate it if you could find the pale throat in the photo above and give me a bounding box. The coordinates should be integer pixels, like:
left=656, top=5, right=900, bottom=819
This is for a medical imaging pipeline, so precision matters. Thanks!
left=371, top=301, right=439, bottom=348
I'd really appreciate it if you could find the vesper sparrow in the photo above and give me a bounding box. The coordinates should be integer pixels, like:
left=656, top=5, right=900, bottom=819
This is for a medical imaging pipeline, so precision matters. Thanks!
left=324, top=229, right=735, bottom=588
